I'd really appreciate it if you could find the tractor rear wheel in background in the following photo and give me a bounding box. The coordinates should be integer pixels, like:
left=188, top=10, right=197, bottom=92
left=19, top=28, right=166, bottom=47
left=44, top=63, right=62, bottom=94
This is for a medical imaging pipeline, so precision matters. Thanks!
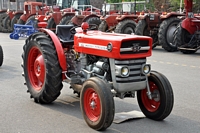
left=2, top=15, right=12, bottom=33
left=80, top=77, right=115, bottom=131
left=58, top=15, right=74, bottom=25
left=114, top=19, right=137, bottom=34
left=11, top=14, right=22, bottom=31
left=22, top=32, right=63, bottom=103
left=135, top=19, right=158, bottom=49
left=85, top=17, right=101, bottom=29
left=0, top=13, right=8, bottom=32
left=173, top=23, right=197, bottom=54
left=158, top=17, right=181, bottom=52
left=0, top=45, right=3, bottom=67
left=137, top=71, right=174, bottom=121
left=98, top=20, right=108, bottom=32
left=47, top=17, right=56, bottom=31
left=17, top=18, right=25, bottom=25
left=26, top=15, right=38, bottom=28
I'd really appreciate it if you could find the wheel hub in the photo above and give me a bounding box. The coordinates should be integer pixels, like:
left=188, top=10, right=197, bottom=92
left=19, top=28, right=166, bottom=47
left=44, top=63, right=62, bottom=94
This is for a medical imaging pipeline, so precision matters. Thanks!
left=34, top=55, right=45, bottom=83
left=167, top=24, right=177, bottom=45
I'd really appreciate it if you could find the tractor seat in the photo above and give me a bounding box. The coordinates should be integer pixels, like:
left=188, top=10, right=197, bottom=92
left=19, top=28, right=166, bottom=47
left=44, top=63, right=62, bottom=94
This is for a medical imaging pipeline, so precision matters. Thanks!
left=56, top=25, right=74, bottom=44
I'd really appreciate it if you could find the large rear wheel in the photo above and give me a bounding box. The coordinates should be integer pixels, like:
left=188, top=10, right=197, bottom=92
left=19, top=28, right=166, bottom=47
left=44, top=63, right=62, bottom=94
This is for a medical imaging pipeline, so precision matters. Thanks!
left=59, top=15, right=74, bottom=25
left=0, top=13, right=8, bottom=32
left=2, top=15, right=11, bottom=32
left=47, top=17, right=56, bottom=31
left=98, top=20, right=108, bottom=32
left=114, top=19, right=136, bottom=34
left=137, top=71, right=174, bottom=120
left=22, top=32, right=63, bottom=103
left=11, top=14, right=22, bottom=31
left=158, top=17, right=181, bottom=52
left=85, top=17, right=101, bottom=28
left=0, top=45, right=3, bottom=67
left=135, top=19, right=158, bottom=48
left=173, top=23, right=197, bottom=54
left=80, top=77, right=115, bottom=131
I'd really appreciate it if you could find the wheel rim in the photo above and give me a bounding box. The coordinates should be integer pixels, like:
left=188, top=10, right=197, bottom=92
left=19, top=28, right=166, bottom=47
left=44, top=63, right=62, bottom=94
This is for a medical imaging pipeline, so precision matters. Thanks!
left=141, top=81, right=160, bottom=112
left=124, top=26, right=134, bottom=34
left=27, top=46, right=45, bottom=91
left=84, top=88, right=101, bottom=122
left=166, top=22, right=178, bottom=46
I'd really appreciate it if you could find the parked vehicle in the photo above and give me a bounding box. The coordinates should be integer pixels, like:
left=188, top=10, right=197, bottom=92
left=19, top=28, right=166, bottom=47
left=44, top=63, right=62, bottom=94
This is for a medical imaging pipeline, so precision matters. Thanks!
left=0, top=0, right=10, bottom=31
left=0, top=45, right=3, bottom=67
left=22, top=22, right=174, bottom=130
left=173, top=0, right=200, bottom=54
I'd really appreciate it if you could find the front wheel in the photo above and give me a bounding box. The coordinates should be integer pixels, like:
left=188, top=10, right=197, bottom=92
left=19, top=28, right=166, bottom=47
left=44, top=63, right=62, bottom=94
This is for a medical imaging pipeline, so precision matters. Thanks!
left=22, top=32, right=63, bottom=103
left=80, top=77, right=115, bottom=131
left=137, top=71, right=174, bottom=120
left=0, top=45, right=3, bottom=66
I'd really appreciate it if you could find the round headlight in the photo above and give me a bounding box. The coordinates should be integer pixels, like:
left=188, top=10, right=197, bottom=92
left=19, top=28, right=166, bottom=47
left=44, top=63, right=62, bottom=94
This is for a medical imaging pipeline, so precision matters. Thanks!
left=121, top=67, right=129, bottom=76
left=143, top=64, right=151, bottom=74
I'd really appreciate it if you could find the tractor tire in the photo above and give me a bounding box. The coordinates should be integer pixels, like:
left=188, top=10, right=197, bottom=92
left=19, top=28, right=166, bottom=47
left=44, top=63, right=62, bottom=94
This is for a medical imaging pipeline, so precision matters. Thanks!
left=17, top=18, right=25, bottom=25
left=80, top=77, right=115, bottom=131
left=137, top=71, right=174, bottom=121
left=0, top=13, right=8, bottom=32
left=114, top=19, right=137, bottom=34
left=47, top=17, right=56, bottom=31
left=98, top=20, right=108, bottom=32
left=22, top=32, right=63, bottom=103
left=58, top=15, right=74, bottom=25
left=2, top=15, right=12, bottom=33
left=26, top=15, right=38, bottom=28
left=85, top=17, right=101, bottom=28
left=135, top=19, right=158, bottom=49
left=158, top=17, right=181, bottom=52
left=173, top=23, right=197, bottom=54
left=0, top=45, right=3, bottom=67
left=11, top=14, right=22, bottom=30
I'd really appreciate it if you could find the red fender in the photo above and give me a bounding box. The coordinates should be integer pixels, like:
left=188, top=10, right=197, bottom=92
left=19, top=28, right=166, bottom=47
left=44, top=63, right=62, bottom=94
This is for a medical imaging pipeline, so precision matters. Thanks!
left=39, top=28, right=67, bottom=71
left=181, top=17, right=200, bottom=34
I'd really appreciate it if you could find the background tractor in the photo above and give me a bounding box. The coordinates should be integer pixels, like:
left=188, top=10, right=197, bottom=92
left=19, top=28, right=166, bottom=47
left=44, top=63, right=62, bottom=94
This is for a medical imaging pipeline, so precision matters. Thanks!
left=135, top=0, right=185, bottom=52
left=0, top=0, right=10, bottom=32
left=2, top=0, right=24, bottom=33
left=0, top=45, right=3, bottom=67
left=22, top=22, right=174, bottom=130
left=173, top=0, right=200, bottom=54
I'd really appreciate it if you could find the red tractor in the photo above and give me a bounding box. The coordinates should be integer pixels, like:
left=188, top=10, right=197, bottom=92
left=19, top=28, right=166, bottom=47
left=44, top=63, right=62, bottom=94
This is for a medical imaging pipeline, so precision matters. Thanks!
left=22, top=22, right=174, bottom=130
left=2, top=0, right=24, bottom=33
left=0, top=45, right=3, bottom=67
left=173, top=0, right=200, bottom=54
left=135, top=4, right=185, bottom=52
left=0, top=0, right=10, bottom=31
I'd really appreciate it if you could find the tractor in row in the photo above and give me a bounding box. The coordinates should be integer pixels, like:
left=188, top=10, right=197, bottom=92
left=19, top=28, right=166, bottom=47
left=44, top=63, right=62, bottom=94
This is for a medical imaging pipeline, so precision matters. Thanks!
left=0, top=45, right=3, bottom=67
left=22, top=21, right=174, bottom=130
left=173, top=0, right=200, bottom=54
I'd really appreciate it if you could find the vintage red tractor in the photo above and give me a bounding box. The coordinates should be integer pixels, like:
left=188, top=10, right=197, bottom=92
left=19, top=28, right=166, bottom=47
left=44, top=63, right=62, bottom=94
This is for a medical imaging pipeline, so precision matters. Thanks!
left=173, top=0, right=200, bottom=54
left=0, top=0, right=10, bottom=31
left=0, top=45, right=3, bottom=67
left=22, top=22, right=174, bottom=130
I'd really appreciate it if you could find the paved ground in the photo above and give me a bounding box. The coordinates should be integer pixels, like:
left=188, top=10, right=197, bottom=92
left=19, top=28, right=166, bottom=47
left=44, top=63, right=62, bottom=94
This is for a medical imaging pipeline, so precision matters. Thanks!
left=0, top=32, right=200, bottom=133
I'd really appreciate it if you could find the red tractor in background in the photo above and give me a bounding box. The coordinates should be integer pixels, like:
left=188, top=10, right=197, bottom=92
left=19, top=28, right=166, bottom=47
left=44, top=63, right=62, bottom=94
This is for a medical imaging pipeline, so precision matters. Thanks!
left=22, top=22, right=174, bottom=130
left=0, top=45, right=3, bottom=67
left=0, top=0, right=11, bottom=31
left=135, top=2, right=185, bottom=52
left=173, top=0, right=200, bottom=54
left=2, top=0, right=24, bottom=33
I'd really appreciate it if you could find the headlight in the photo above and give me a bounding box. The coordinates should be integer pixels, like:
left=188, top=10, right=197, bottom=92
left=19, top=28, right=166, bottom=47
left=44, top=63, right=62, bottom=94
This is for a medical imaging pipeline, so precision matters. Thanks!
left=141, top=64, right=151, bottom=75
left=115, top=65, right=129, bottom=77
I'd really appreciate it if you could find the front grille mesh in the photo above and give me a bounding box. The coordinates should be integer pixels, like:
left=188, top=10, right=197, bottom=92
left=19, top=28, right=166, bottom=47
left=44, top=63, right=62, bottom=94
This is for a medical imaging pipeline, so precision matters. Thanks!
left=115, top=58, right=146, bottom=83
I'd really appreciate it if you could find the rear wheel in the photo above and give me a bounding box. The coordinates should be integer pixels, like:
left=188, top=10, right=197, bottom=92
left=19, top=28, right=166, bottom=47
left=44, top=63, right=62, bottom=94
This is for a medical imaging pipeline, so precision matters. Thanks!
left=115, top=19, right=136, bottom=34
left=98, top=20, right=108, bottom=32
left=0, top=45, right=3, bottom=66
left=80, top=77, right=115, bottom=131
left=158, top=17, right=181, bottom=52
left=17, top=18, right=25, bottom=25
left=26, top=15, right=38, bottom=28
left=135, top=19, right=158, bottom=49
left=11, top=14, right=22, bottom=30
left=173, top=23, right=196, bottom=54
left=47, top=17, right=56, bottom=31
left=0, top=13, right=8, bottom=32
left=137, top=71, right=174, bottom=120
left=85, top=17, right=101, bottom=29
left=59, top=15, right=74, bottom=25
left=2, top=15, right=11, bottom=32
left=22, top=32, right=63, bottom=103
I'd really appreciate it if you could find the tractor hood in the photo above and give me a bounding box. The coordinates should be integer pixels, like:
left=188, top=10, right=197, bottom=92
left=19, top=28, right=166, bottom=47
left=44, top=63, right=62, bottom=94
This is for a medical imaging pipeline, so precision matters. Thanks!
left=74, top=30, right=152, bottom=59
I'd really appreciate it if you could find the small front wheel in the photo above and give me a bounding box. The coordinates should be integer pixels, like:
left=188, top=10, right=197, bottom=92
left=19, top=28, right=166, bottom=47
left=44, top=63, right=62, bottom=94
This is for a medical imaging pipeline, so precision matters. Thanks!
left=80, top=77, right=115, bottom=131
left=137, top=71, right=174, bottom=120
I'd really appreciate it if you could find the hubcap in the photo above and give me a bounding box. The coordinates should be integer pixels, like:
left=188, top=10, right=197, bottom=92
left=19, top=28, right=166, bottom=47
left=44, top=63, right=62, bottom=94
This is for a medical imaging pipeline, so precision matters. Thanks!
left=124, top=27, right=134, bottom=34
left=28, top=47, right=45, bottom=91
left=167, top=23, right=178, bottom=46
left=84, top=88, right=101, bottom=122
left=141, top=81, right=160, bottom=112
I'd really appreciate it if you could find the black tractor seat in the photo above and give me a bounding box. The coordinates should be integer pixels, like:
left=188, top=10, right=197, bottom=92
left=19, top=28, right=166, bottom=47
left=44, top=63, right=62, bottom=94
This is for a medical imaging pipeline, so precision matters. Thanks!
left=56, top=25, right=74, bottom=45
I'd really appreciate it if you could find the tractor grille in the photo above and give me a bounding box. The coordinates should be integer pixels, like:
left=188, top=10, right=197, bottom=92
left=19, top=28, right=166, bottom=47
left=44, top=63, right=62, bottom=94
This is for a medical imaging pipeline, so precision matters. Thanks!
left=120, top=40, right=150, bottom=54
left=115, top=58, right=146, bottom=83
